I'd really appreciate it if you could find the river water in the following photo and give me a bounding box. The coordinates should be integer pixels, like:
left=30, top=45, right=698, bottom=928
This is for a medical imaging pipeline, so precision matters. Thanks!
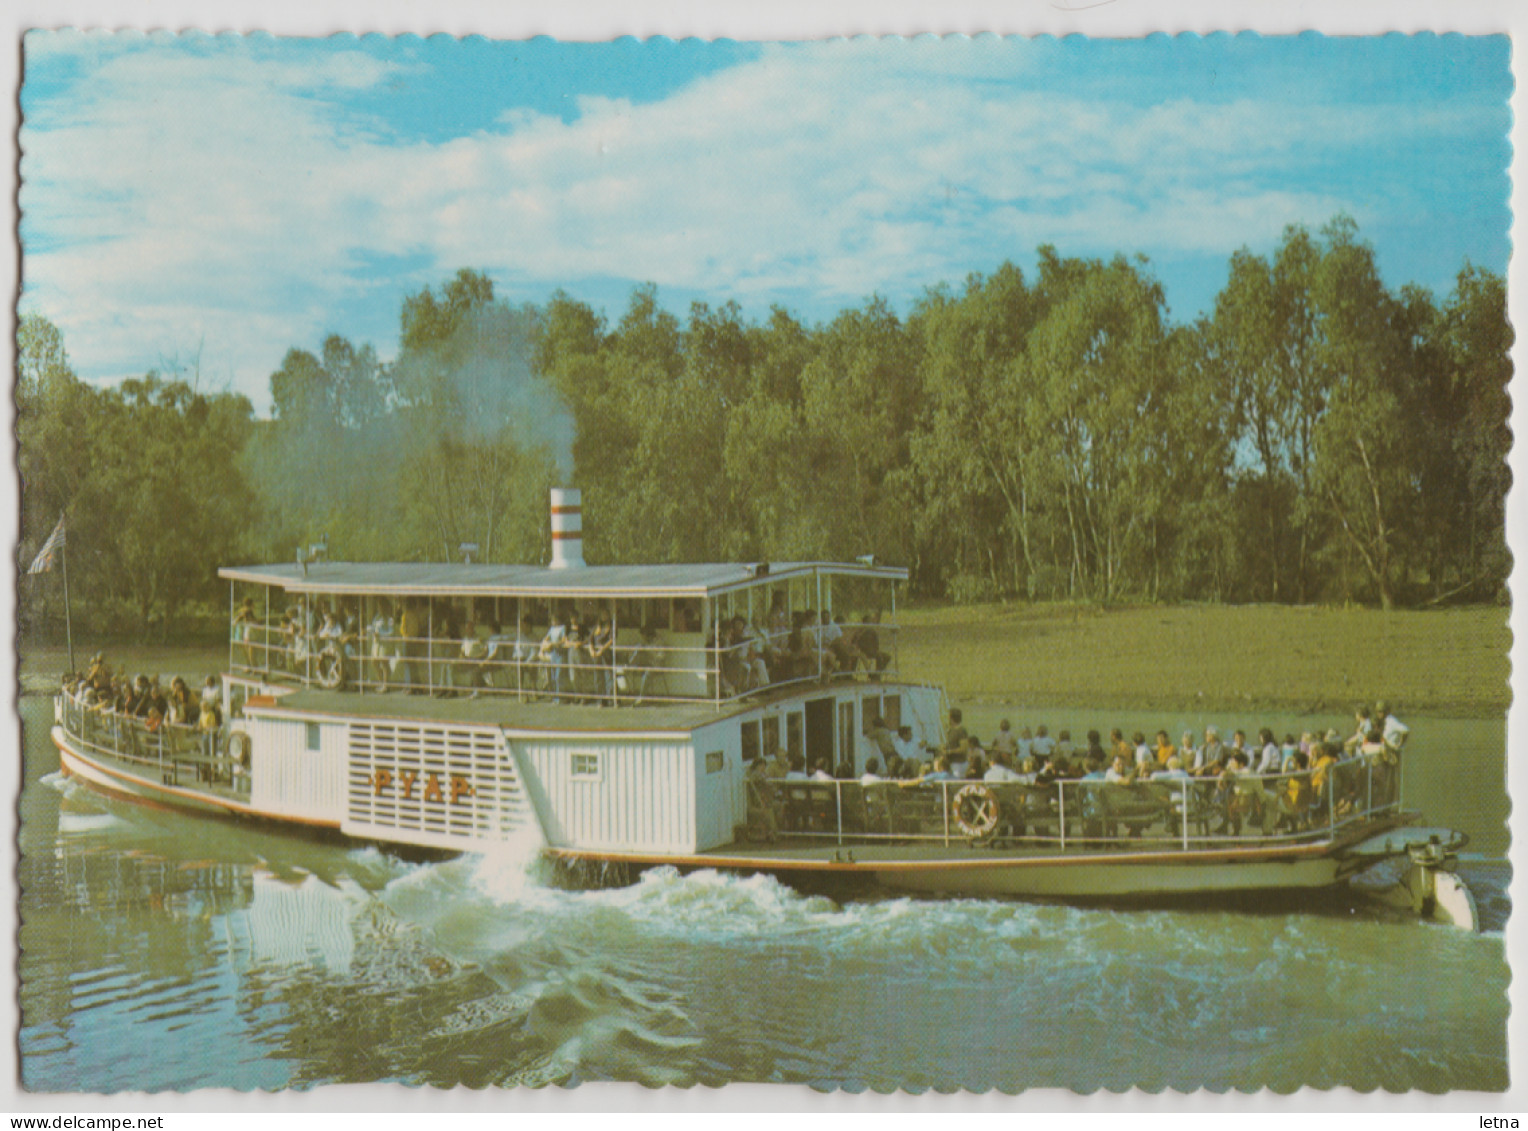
left=17, top=695, right=1511, bottom=1094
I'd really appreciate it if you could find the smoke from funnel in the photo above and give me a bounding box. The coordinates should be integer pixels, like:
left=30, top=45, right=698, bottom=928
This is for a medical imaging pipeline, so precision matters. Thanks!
left=392, top=301, right=575, bottom=480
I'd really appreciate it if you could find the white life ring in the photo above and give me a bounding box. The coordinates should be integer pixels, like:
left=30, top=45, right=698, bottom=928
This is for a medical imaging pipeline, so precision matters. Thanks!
left=952, top=782, right=1001, bottom=841
left=227, top=730, right=252, bottom=768
left=318, top=648, right=345, bottom=690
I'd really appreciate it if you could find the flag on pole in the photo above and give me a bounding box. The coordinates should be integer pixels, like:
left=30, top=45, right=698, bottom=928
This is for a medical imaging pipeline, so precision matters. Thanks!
left=27, top=515, right=66, bottom=575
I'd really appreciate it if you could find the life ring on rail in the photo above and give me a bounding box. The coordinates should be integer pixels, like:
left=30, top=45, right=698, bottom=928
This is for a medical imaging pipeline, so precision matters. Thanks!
left=227, top=730, right=252, bottom=769
left=952, top=782, right=1001, bottom=842
left=317, top=647, right=345, bottom=690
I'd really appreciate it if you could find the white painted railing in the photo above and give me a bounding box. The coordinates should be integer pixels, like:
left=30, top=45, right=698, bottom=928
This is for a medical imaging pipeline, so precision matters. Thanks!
left=754, top=759, right=1402, bottom=851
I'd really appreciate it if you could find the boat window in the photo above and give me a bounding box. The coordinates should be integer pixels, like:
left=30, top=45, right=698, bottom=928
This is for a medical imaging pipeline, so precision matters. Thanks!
left=786, top=712, right=804, bottom=762
left=762, top=715, right=780, bottom=758
left=705, top=751, right=724, bottom=774
left=571, top=752, right=600, bottom=779
left=741, top=720, right=760, bottom=765
left=882, top=695, right=901, bottom=732
left=305, top=722, right=321, bottom=752
left=838, top=702, right=855, bottom=767
left=862, top=694, right=881, bottom=732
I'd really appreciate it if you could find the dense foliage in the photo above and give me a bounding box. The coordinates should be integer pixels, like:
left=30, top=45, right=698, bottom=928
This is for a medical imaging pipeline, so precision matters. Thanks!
left=17, top=217, right=1511, bottom=639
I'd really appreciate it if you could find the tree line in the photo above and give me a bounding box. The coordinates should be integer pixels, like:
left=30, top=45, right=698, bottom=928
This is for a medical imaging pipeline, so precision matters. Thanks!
left=18, top=216, right=1510, bottom=640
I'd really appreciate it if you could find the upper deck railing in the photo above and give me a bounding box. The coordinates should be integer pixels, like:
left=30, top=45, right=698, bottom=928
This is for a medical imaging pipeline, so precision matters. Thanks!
left=228, top=606, right=898, bottom=707
left=750, top=757, right=1403, bottom=853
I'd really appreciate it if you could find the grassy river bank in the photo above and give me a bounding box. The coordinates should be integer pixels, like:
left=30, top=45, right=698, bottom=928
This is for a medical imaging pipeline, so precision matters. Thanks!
left=896, top=601, right=1510, bottom=717
left=21, top=602, right=1510, bottom=717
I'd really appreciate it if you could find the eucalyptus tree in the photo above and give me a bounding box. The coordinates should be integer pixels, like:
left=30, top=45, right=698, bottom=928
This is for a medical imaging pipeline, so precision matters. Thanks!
left=1208, top=223, right=1332, bottom=601
left=1024, top=249, right=1174, bottom=601
left=17, top=314, right=89, bottom=553
left=109, top=374, right=255, bottom=636
left=719, top=307, right=823, bottom=560
left=912, top=264, right=1046, bottom=598
left=1425, top=264, right=1512, bottom=599
left=1305, top=218, right=1416, bottom=610
left=795, top=296, right=922, bottom=566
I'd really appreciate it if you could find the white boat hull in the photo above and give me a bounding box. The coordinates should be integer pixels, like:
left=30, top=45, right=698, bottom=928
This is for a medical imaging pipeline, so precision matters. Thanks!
left=54, top=722, right=1440, bottom=910
left=52, top=726, right=336, bottom=830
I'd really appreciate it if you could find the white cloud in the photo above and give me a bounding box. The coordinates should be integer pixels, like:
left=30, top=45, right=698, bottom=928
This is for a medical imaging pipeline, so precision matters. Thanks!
left=19, top=36, right=1488, bottom=408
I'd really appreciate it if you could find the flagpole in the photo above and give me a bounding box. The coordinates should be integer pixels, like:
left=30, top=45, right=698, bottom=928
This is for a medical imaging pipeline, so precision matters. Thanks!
left=61, top=526, right=74, bottom=675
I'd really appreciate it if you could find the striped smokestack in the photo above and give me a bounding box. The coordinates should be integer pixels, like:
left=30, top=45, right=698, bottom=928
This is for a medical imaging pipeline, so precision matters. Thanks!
left=549, top=487, right=585, bottom=569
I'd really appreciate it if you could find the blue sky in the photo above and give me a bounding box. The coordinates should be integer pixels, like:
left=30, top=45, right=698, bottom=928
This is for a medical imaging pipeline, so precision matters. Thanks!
left=19, top=32, right=1512, bottom=411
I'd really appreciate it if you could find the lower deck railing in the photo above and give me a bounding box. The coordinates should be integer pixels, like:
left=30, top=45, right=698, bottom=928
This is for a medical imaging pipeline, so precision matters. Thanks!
left=57, top=693, right=249, bottom=796
left=752, top=759, right=1401, bottom=852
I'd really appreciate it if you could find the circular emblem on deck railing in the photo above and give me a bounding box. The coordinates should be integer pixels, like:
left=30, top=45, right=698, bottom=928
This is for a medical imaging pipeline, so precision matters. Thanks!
left=952, top=783, right=1000, bottom=841
left=227, top=731, right=252, bottom=768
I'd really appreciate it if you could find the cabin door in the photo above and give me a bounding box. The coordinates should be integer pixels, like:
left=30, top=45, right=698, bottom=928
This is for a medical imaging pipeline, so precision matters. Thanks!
left=804, top=697, right=834, bottom=773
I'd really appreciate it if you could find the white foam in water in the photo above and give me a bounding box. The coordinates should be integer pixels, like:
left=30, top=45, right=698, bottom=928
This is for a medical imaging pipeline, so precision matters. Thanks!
left=466, top=824, right=556, bottom=904
left=40, top=770, right=80, bottom=795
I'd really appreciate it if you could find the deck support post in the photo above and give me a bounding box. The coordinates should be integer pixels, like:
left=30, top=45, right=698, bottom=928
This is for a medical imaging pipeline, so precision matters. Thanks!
left=1058, top=782, right=1066, bottom=850
left=942, top=780, right=950, bottom=846
left=836, top=782, right=843, bottom=846
left=359, top=594, right=367, bottom=698
left=1182, top=780, right=1189, bottom=850
left=815, top=568, right=823, bottom=682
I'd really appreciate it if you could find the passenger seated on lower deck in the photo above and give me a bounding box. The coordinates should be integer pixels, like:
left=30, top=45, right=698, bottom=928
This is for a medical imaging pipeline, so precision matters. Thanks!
left=1308, top=742, right=1339, bottom=804
left=1343, top=704, right=1374, bottom=756
left=168, top=677, right=200, bottom=727
left=942, top=708, right=969, bottom=761
left=1148, top=755, right=1195, bottom=836
left=745, top=756, right=780, bottom=843
left=1198, top=749, right=1270, bottom=836
left=902, top=755, right=954, bottom=784
left=1274, top=750, right=1312, bottom=832
left=984, top=752, right=1024, bottom=783
left=1104, top=753, right=1136, bottom=784
left=1029, top=725, right=1055, bottom=762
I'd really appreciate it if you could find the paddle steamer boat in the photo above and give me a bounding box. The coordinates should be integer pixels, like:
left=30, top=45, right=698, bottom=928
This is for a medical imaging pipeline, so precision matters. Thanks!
left=51, top=490, right=1478, bottom=928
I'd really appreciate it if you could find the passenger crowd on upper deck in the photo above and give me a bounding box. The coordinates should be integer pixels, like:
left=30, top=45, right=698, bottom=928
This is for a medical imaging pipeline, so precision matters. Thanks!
left=230, top=591, right=893, bottom=702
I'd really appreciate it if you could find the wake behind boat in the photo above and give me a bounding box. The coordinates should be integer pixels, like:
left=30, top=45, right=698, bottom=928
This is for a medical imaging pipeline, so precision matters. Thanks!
left=51, top=489, right=1479, bottom=929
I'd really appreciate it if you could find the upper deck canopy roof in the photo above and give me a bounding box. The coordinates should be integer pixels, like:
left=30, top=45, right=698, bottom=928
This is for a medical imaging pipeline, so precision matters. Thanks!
left=218, top=560, right=907, bottom=600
